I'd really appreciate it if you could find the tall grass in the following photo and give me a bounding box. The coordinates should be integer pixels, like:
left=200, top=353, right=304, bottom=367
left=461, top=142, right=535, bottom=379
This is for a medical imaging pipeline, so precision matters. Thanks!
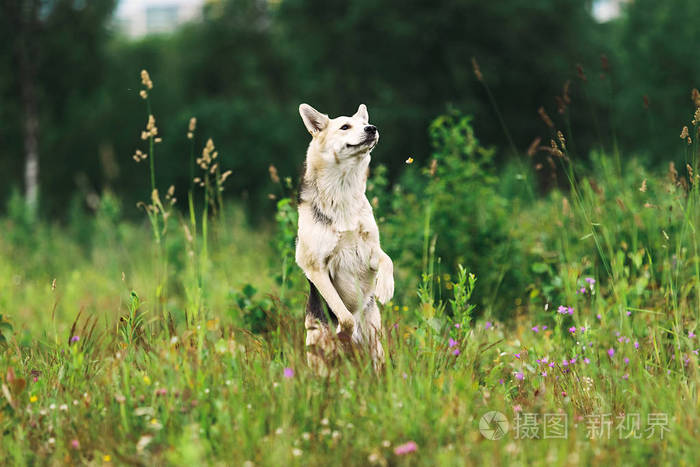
left=0, top=68, right=698, bottom=465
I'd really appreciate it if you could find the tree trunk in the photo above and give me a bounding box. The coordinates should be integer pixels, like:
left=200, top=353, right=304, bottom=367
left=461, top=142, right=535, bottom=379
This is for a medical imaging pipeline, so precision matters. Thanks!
left=10, top=0, right=40, bottom=215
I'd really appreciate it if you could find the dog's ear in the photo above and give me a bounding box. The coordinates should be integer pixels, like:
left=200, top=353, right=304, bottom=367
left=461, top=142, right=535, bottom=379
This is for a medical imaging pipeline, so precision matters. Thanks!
left=353, top=104, right=369, bottom=122
left=299, top=104, right=329, bottom=135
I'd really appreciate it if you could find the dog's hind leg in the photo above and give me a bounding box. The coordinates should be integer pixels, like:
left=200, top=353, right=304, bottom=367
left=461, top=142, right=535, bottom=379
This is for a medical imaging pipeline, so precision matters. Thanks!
left=364, top=296, right=385, bottom=372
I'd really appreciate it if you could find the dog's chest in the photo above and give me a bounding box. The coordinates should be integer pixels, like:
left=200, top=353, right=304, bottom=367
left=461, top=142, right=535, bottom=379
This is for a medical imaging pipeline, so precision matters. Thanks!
left=328, top=228, right=371, bottom=275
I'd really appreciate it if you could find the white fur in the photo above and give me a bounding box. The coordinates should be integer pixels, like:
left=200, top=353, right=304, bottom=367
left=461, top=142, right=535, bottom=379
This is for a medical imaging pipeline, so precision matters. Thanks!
left=296, top=103, right=394, bottom=370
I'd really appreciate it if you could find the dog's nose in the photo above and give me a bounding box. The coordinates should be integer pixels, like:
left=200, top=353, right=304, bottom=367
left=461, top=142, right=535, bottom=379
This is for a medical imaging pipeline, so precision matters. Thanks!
left=364, top=125, right=377, bottom=135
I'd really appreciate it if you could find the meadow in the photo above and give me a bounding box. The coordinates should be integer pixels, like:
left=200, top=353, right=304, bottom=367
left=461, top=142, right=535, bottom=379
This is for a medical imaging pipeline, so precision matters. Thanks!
left=0, top=72, right=699, bottom=465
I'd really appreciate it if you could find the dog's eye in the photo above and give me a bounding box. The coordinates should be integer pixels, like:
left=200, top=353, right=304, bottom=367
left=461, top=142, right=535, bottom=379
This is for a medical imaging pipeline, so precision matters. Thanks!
left=340, top=124, right=351, bottom=130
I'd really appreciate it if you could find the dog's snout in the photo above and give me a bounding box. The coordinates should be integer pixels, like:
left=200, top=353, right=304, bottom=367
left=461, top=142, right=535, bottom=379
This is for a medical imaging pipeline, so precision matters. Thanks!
left=364, top=125, right=377, bottom=135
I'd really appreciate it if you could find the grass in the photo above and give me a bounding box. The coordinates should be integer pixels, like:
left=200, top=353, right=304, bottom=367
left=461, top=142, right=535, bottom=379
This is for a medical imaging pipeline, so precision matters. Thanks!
left=0, top=74, right=699, bottom=466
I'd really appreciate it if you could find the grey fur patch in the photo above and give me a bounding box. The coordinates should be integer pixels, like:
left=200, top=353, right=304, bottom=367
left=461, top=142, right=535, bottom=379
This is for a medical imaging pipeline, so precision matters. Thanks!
left=312, top=203, right=332, bottom=225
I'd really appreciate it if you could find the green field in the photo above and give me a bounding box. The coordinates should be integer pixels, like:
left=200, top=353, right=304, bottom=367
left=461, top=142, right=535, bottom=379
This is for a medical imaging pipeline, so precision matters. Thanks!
left=1, top=93, right=699, bottom=465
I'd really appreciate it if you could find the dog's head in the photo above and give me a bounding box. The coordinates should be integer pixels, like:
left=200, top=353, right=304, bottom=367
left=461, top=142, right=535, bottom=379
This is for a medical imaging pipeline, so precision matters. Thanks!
left=299, top=103, right=379, bottom=162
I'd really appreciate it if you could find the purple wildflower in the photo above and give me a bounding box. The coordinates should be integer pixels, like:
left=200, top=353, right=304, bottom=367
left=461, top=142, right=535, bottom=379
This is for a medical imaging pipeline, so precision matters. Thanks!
left=283, top=368, right=294, bottom=379
left=532, top=325, right=539, bottom=333
left=543, top=325, right=548, bottom=330
left=515, top=372, right=524, bottom=380
left=514, top=353, right=521, bottom=359
left=394, top=441, right=418, bottom=456
left=541, top=371, right=548, bottom=377
left=690, top=331, right=696, bottom=338
left=454, top=323, right=461, bottom=328
left=70, top=336, right=80, bottom=343
left=607, top=348, right=615, bottom=358
left=585, top=277, right=596, bottom=285
left=622, top=373, right=629, bottom=380
left=485, top=321, right=492, bottom=330
left=624, top=357, right=630, bottom=365
left=583, top=357, right=591, bottom=364
left=596, top=314, right=602, bottom=320
left=626, top=311, right=632, bottom=316
left=452, top=348, right=460, bottom=356
left=568, top=326, right=576, bottom=334
left=448, top=338, right=457, bottom=348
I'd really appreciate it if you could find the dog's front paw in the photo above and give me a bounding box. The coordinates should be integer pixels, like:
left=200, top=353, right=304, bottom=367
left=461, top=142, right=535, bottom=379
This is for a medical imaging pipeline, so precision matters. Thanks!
left=375, top=273, right=394, bottom=304
left=336, top=315, right=356, bottom=339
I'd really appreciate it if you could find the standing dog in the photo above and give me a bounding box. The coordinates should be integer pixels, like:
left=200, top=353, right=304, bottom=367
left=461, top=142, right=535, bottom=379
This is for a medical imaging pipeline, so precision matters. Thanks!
left=295, top=103, right=394, bottom=372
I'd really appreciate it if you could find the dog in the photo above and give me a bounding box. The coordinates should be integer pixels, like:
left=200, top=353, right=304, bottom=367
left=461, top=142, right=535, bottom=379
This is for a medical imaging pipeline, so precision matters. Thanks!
left=295, top=103, right=394, bottom=372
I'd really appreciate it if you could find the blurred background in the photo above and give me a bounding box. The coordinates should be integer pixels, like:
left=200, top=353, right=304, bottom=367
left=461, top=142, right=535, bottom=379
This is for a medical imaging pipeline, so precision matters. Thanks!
left=0, top=0, right=697, bottom=219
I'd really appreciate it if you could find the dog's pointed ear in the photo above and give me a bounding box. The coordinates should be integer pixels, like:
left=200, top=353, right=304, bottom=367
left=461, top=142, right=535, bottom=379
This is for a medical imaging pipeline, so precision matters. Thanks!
left=354, top=104, right=369, bottom=122
left=299, top=104, right=329, bottom=135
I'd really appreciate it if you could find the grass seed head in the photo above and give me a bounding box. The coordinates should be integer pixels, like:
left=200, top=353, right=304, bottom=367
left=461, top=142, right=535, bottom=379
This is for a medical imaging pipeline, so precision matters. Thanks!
left=471, top=57, right=483, bottom=82
left=538, top=107, right=554, bottom=128
left=140, top=69, right=153, bottom=90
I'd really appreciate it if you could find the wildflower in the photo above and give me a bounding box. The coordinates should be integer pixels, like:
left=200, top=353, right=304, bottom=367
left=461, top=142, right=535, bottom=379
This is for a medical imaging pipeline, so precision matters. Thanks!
left=580, top=327, right=586, bottom=333
left=542, top=325, right=548, bottom=330
left=541, top=371, right=547, bottom=377
left=283, top=368, right=294, bottom=379
left=690, top=331, right=696, bottom=339
left=292, top=448, right=303, bottom=457
left=30, top=395, right=38, bottom=403
left=634, top=341, right=639, bottom=349
left=624, top=357, right=630, bottom=365
left=59, top=404, right=68, bottom=411
left=622, top=373, right=629, bottom=380
left=499, top=379, right=504, bottom=384
left=394, top=441, right=418, bottom=456
left=103, top=455, right=111, bottom=462
left=515, top=372, right=524, bottom=381
left=143, top=375, right=151, bottom=386
left=583, top=357, right=590, bottom=364
left=405, top=157, right=414, bottom=164
left=608, top=348, right=615, bottom=358
left=71, top=439, right=80, bottom=450
left=514, top=353, right=521, bottom=359
left=452, top=348, right=460, bottom=356
left=454, top=323, right=460, bottom=328
left=568, top=327, right=576, bottom=334
left=597, top=314, right=602, bottom=320
left=626, top=311, right=631, bottom=316
left=485, top=321, right=492, bottom=330
left=532, top=325, right=539, bottom=333
left=70, top=335, right=79, bottom=343
left=448, top=338, right=457, bottom=348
